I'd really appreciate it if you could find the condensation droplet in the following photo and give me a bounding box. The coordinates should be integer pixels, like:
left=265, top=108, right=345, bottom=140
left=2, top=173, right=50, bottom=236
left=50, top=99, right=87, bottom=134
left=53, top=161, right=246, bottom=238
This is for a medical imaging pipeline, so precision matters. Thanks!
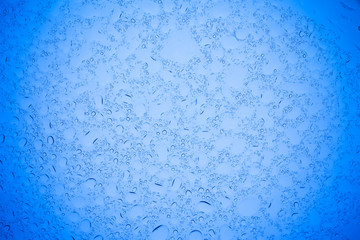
left=151, top=225, right=169, bottom=240
left=18, top=137, right=27, bottom=147
left=47, top=136, right=54, bottom=145
left=94, top=235, right=104, bottom=240
left=189, top=230, right=203, bottom=240
left=79, top=219, right=91, bottom=233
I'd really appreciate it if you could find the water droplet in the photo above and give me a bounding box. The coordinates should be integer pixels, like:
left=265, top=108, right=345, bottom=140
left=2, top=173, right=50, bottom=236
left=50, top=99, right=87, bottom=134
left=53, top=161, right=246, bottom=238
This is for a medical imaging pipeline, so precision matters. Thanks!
left=18, top=137, right=27, bottom=147
left=94, top=235, right=103, bottom=240
left=189, top=230, right=202, bottom=240
left=151, top=225, right=169, bottom=240
left=3, top=225, right=10, bottom=231
left=196, top=201, right=214, bottom=214
left=83, top=178, right=97, bottom=190
left=79, top=219, right=91, bottom=233
left=47, top=136, right=54, bottom=145
left=67, top=211, right=80, bottom=222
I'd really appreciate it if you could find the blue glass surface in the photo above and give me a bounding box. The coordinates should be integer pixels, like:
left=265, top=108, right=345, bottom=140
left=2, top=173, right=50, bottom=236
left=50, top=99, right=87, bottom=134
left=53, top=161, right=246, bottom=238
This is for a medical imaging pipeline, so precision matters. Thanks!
left=0, top=0, right=359, bottom=239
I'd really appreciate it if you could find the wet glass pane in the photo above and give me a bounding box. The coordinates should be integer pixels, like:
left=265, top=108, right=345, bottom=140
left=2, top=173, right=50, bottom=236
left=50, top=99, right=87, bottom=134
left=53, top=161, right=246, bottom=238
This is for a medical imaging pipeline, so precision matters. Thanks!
left=0, top=0, right=359, bottom=239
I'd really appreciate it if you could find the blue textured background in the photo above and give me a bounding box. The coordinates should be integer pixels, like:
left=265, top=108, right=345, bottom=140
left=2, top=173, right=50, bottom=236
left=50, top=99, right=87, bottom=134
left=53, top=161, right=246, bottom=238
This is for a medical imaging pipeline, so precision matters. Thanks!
left=0, top=0, right=359, bottom=239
